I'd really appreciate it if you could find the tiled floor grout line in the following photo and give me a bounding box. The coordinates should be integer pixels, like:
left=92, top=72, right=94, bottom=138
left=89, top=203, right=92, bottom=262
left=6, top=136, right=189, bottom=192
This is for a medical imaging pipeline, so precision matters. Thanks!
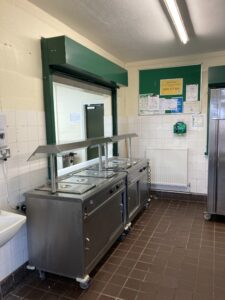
left=8, top=199, right=225, bottom=300
left=194, top=207, right=205, bottom=298
left=123, top=200, right=173, bottom=300
left=97, top=201, right=167, bottom=300
left=93, top=222, right=145, bottom=299
left=91, top=201, right=204, bottom=300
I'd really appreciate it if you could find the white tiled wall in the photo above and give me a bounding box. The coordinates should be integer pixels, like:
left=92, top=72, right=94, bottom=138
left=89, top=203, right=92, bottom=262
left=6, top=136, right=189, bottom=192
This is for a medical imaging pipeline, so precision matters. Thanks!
left=124, top=51, right=225, bottom=195
left=0, top=110, right=47, bottom=281
left=126, top=114, right=208, bottom=194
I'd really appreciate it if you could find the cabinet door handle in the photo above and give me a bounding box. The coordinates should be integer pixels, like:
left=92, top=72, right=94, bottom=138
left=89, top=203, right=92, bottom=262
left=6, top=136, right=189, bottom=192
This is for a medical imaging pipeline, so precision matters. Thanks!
left=85, top=237, right=90, bottom=250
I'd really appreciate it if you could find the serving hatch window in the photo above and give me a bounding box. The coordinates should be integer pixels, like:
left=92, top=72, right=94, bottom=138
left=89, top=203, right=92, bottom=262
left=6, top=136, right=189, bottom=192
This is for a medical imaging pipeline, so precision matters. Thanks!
left=52, top=75, right=113, bottom=171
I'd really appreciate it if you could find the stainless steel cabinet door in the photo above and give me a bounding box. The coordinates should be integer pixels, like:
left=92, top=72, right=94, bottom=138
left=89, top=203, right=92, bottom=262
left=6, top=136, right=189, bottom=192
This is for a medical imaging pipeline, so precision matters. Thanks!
left=216, top=120, right=225, bottom=214
left=128, top=181, right=139, bottom=221
left=84, top=191, right=124, bottom=272
left=139, top=172, right=149, bottom=208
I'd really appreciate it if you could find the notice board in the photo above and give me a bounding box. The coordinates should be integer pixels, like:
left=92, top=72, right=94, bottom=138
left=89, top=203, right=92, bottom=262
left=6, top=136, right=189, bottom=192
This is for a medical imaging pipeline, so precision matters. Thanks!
left=139, top=64, right=201, bottom=115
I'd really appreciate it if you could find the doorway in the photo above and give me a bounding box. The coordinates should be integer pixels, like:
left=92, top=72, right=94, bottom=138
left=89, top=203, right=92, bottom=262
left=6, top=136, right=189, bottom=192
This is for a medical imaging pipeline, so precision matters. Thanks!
left=85, top=104, right=104, bottom=160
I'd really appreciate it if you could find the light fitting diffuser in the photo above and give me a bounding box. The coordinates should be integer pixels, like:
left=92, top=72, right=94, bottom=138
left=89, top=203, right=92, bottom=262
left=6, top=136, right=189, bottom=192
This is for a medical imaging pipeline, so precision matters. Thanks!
left=164, top=0, right=189, bottom=44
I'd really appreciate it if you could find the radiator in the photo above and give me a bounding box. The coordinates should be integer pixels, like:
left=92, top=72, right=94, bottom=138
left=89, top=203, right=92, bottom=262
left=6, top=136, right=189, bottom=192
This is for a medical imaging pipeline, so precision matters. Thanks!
left=146, top=148, right=188, bottom=192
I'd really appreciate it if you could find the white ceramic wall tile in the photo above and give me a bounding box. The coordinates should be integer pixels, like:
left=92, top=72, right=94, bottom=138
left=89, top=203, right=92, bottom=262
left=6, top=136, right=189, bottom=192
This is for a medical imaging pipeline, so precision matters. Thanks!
left=38, top=126, right=46, bottom=143
left=7, top=176, right=20, bottom=193
left=5, top=110, right=16, bottom=127
left=27, top=126, right=39, bottom=142
left=128, top=115, right=208, bottom=194
left=0, top=109, right=48, bottom=281
left=6, top=158, right=19, bottom=179
left=16, top=111, right=28, bottom=127
left=27, top=111, right=38, bottom=126
left=37, top=111, right=46, bottom=127
left=16, top=126, right=28, bottom=143
left=7, top=126, right=17, bottom=143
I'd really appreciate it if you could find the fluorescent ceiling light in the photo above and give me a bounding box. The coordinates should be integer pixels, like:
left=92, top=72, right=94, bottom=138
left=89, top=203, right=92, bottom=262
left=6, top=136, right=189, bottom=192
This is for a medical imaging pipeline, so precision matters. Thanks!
left=164, top=0, right=189, bottom=44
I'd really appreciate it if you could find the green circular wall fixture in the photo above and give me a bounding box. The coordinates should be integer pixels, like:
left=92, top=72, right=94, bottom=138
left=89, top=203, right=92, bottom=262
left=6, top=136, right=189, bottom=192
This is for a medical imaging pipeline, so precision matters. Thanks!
left=173, top=121, right=187, bottom=135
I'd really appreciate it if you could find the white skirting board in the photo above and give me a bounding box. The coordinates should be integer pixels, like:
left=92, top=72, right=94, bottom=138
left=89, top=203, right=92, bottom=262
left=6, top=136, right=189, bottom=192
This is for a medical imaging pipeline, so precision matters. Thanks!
left=146, top=148, right=189, bottom=192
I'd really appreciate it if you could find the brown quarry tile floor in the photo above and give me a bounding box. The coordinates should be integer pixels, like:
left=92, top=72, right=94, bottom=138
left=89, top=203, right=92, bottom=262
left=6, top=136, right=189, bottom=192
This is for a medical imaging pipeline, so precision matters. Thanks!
left=4, top=198, right=225, bottom=300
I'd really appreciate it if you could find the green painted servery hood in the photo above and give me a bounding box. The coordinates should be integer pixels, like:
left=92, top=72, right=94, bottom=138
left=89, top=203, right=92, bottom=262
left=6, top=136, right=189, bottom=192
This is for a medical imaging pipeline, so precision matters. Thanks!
left=44, top=35, right=128, bottom=87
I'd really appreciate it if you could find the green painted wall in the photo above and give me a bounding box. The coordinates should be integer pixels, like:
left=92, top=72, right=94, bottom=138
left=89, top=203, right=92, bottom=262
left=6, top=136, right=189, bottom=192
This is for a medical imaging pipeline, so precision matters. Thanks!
left=209, top=65, right=225, bottom=86
left=139, top=64, right=201, bottom=101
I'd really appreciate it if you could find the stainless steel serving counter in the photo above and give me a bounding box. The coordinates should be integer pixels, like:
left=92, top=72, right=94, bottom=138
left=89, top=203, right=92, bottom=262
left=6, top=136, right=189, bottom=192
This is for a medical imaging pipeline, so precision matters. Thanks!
left=26, top=172, right=126, bottom=289
left=26, top=133, right=150, bottom=289
left=88, top=157, right=150, bottom=227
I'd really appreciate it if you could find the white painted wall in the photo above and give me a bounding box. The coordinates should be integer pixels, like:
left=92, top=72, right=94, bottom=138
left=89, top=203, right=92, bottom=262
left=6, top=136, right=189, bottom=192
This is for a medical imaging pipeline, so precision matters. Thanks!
left=124, top=51, right=225, bottom=194
left=0, top=0, right=126, bottom=281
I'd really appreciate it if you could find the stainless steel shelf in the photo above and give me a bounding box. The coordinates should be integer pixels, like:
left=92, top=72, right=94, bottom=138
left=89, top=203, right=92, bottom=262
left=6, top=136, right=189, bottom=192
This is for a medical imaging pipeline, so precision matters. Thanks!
left=28, top=133, right=138, bottom=194
left=110, top=133, right=138, bottom=143
left=28, top=137, right=112, bottom=161
left=28, top=134, right=138, bottom=161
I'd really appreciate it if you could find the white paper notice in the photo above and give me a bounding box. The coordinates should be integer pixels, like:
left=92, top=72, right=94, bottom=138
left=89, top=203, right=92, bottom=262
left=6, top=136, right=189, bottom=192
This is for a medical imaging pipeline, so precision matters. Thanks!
left=148, top=95, right=159, bottom=111
left=183, top=101, right=200, bottom=113
left=191, top=114, right=204, bottom=128
left=159, top=98, right=177, bottom=111
left=70, top=112, right=81, bottom=123
left=139, top=95, right=159, bottom=112
left=186, top=84, right=198, bottom=102
left=139, top=95, right=149, bottom=110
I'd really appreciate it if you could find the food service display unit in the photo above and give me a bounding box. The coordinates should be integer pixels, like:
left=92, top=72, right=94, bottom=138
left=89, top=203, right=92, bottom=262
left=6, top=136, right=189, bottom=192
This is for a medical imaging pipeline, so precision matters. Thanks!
left=89, top=134, right=150, bottom=228
left=106, top=157, right=150, bottom=228
left=26, top=172, right=126, bottom=289
left=28, top=136, right=113, bottom=193
left=26, top=137, right=126, bottom=289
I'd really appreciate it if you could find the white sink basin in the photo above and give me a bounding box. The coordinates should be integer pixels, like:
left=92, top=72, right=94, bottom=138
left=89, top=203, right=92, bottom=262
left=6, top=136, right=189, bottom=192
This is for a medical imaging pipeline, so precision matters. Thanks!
left=0, top=210, right=26, bottom=247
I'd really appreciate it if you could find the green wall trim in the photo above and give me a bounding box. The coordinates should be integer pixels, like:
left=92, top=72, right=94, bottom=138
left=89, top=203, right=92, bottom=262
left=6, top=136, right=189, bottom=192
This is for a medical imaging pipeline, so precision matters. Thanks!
left=139, top=64, right=201, bottom=101
left=41, top=38, right=56, bottom=145
left=208, top=65, right=225, bottom=86
left=41, top=36, right=119, bottom=160
left=45, top=36, right=128, bottom=87
left=112, top=88, right=118, bottom=156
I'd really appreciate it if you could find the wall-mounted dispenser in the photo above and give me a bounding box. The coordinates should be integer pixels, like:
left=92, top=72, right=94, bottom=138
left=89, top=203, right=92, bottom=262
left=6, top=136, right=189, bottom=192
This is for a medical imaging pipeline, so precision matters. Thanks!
left=173, top=121, right=187, bottom=135
left=0, top=113, right=10, bottom=160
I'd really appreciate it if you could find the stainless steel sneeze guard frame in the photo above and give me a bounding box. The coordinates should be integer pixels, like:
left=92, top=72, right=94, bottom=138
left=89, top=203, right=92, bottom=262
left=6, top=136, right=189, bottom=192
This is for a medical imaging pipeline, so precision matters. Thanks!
left=27, top=133, right=138, bottom=194
left=28, top=136, right=112, bottom=160
left=28, top=133, right=138, bottom=160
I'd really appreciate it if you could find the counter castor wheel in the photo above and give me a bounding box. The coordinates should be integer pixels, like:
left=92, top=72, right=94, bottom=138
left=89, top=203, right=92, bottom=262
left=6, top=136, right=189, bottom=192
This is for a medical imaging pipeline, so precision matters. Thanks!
left=39, top=270, right=46, bottom=280
left=79, top=280, right=91, bottom=289
left=124, top=225, right=131, bottom=235
left=204, top=212, right=212, bottom=221
left=77, top=275, right=91, bottom=290
left=124, top=227, right=131, bottom=235
left=144, top=203, right=149, bottom=209
left=118, top=233, right=126, bottom=242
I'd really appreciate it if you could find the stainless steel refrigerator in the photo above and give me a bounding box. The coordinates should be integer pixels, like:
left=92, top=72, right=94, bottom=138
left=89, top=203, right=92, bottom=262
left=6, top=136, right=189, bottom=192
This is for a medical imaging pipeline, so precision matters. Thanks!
left=206, top=88, right=225, bottom=220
